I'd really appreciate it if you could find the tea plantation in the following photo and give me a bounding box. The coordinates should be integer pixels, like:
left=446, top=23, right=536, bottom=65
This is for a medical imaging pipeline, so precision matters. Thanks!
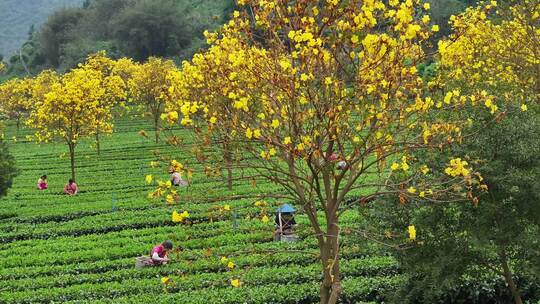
left=0, top=116, right=401, bottom=303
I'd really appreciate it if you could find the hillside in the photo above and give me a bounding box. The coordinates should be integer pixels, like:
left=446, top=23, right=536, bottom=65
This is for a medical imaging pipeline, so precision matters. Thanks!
left=1, top=0, right=233, bottom=78
left=0, top=0, right=84, bottom=57
left=0, top=116, right=400, bottom=303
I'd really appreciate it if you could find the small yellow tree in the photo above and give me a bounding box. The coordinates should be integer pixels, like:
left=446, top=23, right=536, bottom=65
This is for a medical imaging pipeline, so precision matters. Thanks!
left=162, top=1, right=500, bottom=302
left=77, top=52, right=127, bottom=155
left=27, top=66, right=125, bottom=180
left=0, top=78, right=34, bottom=131
left=128, top=57, right=177, bottom=143
left=165, top=43, right=259, bottom=189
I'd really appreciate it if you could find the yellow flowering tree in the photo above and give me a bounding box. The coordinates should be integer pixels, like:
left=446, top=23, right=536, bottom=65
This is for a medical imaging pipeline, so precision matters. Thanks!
left=438, top=0, right=540, bottom=110
left=165, top=40, right=260, bottom=190
left=433, top=2, right=540, bottom=304
left=27, top=66, right=125, bottom=180
left=77, top=52, right=127, bottom=155
left=0, top=78, right=33, bottom=131
left=128, top=57, right=177, bottom=143
left=160, top=0, right=502, bottom=302
left=113, top=57, right=139, bottom=109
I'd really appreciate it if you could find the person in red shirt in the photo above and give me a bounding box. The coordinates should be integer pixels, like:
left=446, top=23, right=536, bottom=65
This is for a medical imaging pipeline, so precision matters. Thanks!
left=64, top=179, right=78, bottom=195
left=150, top=240, right=173, bottom=265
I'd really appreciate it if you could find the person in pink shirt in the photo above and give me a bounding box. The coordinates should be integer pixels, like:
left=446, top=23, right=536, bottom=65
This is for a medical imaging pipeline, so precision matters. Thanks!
left=37, top=175, right=48, bottom=190
left=150, top=240, right=173, bottom=265
left=64, top=179, right=78, bottom=195
left=135, top=240, right=174, bottom=268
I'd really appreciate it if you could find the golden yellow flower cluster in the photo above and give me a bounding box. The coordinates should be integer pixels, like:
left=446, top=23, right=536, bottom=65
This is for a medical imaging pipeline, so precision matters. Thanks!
left=439, top=0, right=539, bottom=111
left=156, top=0, right=514, bottom=208
left=0, top=52, right=141, bottom=178
left=26, top=54, right=126, bottom=151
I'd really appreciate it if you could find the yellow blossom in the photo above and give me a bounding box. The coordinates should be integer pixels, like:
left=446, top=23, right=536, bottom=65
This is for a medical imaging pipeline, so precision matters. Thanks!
left=172, top=210, right=184, bottom=222
left=245, top=128, right=253, bottom=139
left=324, top=77, right=333, bottom=85
left=253, top=129, right=261, bottom=138
left=408, top=225, right=416, bottom=240
left=231, top=279, right=241, bottom=288
left=445, top=158, right=470, bottom=177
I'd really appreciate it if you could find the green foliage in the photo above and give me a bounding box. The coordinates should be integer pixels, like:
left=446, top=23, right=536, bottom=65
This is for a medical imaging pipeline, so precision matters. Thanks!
left=0, top=139, right=17, bottom=198
left=360, top=107, right=540, bottom=303
left=2, top=0, right=233, bottom=78
left=111, top=0, right=194, bottom=61
left=38, top=8, right=85, bottom=67
left=0, top=116, right=399, bottom=303
left=429, top=0, right=469, bottom=36
left=0, top=0, right=84, bottom=58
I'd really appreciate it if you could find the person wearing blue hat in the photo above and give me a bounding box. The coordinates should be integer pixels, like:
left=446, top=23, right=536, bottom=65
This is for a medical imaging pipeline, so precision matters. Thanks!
left=275, top=204, right=297, bottom=241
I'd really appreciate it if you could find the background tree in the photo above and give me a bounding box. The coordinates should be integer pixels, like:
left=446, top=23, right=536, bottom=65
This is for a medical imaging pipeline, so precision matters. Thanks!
left=0, top=138, right=17, bottom=198
left=39, top=8, right=84, bottom=68
left=2, top=0, right=233, bottom=79
left=111, top=0, right=195, bottom=61
left=77, top=52, right=127, bottom=155
left=360, top=106, right=540, bottom=304
left=163, top=1, right=495, bottom=302
left=357, top=2, right=540, bottom=303
left=438, top=0, right=540, bottom=106
left=0, top=61, right=18, bottom=197
left=0, top=78, right=33, bottom=131
left=128, top=57, right=177, bottom=143
left=27, top=62, right=125, bottom=180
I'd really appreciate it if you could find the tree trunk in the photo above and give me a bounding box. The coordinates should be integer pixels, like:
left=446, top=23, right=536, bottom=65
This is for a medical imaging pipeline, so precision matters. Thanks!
left=154, top=115, right=160, bottom=144
left=16, top=117, right=20, bottom=132
left=224, top=151, right=233, bottom=190
left=69, top=144, right=76, bottom=181
left=319, top=220, right=342, bottom=304
left=222, top=141, right=233, bottom=190
left=227, top=164, right=233, bottom=190
left=500, top=250, right=523, bottom=304
left=95, top=132, right=101, bottom=156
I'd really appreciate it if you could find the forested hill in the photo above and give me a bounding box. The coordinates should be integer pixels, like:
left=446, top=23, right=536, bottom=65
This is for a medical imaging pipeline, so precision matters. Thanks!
left=0, top=0, right=84, bottom=57
left=1, top=0, right=234, bottom=78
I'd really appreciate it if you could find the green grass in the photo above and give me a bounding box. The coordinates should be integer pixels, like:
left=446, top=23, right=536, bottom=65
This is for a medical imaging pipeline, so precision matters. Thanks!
left=0, top=115, right=401, bottom=303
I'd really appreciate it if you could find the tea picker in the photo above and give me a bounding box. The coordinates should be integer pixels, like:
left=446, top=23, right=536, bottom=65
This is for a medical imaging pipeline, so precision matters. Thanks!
left=274, top=204, right=299, bottom=242
left=135, top=240, right=173, bottom=268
